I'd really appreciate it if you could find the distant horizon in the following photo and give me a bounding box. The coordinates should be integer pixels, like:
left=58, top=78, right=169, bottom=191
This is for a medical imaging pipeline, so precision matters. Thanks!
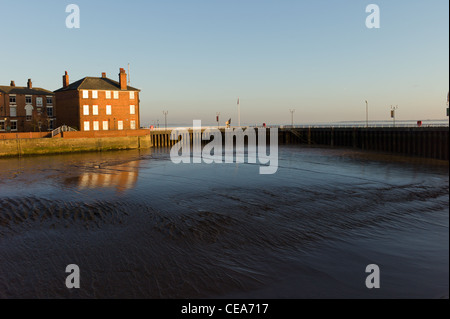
left=143, top=118, right=449, bottom=128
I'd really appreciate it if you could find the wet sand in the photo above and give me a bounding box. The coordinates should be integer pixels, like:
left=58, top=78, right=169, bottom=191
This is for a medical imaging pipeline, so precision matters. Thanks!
left=0, top=146, right=448, bottom=298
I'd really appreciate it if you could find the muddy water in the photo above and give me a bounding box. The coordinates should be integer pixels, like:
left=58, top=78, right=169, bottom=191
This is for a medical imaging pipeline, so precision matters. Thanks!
left=0, top=146, right=448, bottom=298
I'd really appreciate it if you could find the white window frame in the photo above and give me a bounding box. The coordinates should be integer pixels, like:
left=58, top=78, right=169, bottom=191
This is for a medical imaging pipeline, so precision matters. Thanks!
left=103, top=121, right=109, bottom=131
left=113, top=91, right=119, bottom=99
left=93, top=121, right=99, bottom=131
left=48, top=119, right=55, bottom=131
left=10, top=106, right=17, bottom=117
left=129, top=91, right=135, bottom=99
left=130, top=105, right=135, bottom=115
left=130, top=120, right=136, bottom=130
left=47, top=106, right=54, bottom=117
left=83, top=105, right=89, bottom=116
left=92, top=105, right=99, bottom=116
left=0, top=120, right=5, bottom=131
left=118, top=120, right=123, bottom=130
left=92, top=90, right=98, bottom=99
left=105, top=91, right=111, bottom=99
left=106, top=105, right=112, bottom=115
left=46, top=96, right=53, bottom=105
left=10, top=120, right=18, bottom=131
left=25, top=95, right=32, bottom=105
left=82, top=90, right=89, bottom=99
left=25, top=105, right=34, bottom=121
left=84, top=121, right=90, bottom=131
left=9, top=94, right=16, bottom=104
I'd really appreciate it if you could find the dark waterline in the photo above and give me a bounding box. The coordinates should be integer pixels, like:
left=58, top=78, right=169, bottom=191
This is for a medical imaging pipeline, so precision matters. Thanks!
left=0, top=146, right=448, bottom=298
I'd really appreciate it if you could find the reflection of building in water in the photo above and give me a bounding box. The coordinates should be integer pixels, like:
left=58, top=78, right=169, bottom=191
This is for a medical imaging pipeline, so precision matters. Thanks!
left=77, top=161, right=139, bottom=193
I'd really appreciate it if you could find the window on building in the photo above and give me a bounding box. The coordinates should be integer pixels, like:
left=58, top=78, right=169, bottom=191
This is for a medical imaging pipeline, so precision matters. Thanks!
left=83, top=105, right=89, bottom=116
left=49, top=119, right=55, bottom=130
left=10, top=106, right=17, bottom=117
left=106, top=91, right=111, bottom=99
left=92, top=90, right=98, bottom=99
left=129, top=91, right=135, bottom=99
left=113, top=91, right=119, bottom=99
left=36, top=97, right=43, bottom=107
left=118, top=121, right=123, bottom=130
left=9, top=95, right=16, bottom=104
left=11, top=120, right=17, bottom=131
left=26, top=96, right=32, bottom=104
left=0, top=120, right=5, bottom=131
left=84, top=121, right=90, bottom=131
left=46, top=97, right=53, bottom=105
left=130, top=120, right=136, bottom=130
left=47, top=107, right=54, bottom=117
left=25, top=105, right=33, bottom=121
left=130, top=105, right=135, bottom=115
left=93, top=121, right=99, bottom=131
left=83, top=90, right=89, bottom=99
left=106, top=105, right=112, bottom=115
left=93, top=105, right=98, bottom=115
left=103, top=121, right=109, bottom=131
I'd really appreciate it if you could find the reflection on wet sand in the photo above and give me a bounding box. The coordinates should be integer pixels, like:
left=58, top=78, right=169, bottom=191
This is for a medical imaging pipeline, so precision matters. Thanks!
left=74, top=160, right=140, bottom=193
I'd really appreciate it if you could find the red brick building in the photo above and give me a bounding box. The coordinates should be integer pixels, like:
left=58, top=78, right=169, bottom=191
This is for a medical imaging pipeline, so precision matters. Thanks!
left=0, top=80, right=56, bottom=132
left=55, top=68, right=140, bottom=132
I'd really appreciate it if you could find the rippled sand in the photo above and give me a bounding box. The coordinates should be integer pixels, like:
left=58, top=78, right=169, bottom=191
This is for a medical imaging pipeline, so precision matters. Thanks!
left=0, top=147, right=448, bottom=298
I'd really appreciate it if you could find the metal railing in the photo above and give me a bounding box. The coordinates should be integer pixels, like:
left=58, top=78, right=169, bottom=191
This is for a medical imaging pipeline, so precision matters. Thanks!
left=51, top=125, right=77, bottom=137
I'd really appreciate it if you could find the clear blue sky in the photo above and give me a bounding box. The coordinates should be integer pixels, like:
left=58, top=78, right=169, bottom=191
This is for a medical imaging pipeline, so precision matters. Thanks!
left=1, top=0, right=448, bottom=126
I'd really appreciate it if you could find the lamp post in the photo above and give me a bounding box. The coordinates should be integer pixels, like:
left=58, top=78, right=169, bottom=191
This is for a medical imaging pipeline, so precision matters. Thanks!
left=365, top=100, right=369, bottom=128
left=391, top=105, right=398, bottom=127
left=289, top=109, right=295, bottom=127
left=162, top=111, right=168, bottom=130
left=237, top=98, right=241, bottom=127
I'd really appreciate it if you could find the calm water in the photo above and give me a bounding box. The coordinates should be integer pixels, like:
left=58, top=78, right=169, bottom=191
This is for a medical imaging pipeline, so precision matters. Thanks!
left=0, top=146, right=448, bottom=298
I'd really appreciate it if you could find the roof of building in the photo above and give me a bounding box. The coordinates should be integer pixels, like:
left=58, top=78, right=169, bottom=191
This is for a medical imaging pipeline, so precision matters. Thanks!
left=54, top=77, right=140, bottom=93
left=0, top=86, right=55, bottom=95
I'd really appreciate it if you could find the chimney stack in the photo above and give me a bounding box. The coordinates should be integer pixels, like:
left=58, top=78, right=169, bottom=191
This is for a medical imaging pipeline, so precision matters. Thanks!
left=27, top=79, right=32, bottom=89
left=102, top=72, right=107, bottom=78
left=10, top=81, right=15, bottom=87
left=63, top=71, right=69, bottom=88
left=119, top=68, right=127, bottom=90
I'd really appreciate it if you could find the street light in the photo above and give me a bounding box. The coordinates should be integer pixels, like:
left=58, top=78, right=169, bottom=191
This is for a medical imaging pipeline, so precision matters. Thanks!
left=162, top=111, right=168, bottom=130
left=365, top=100, right=369, bottom=128
left=391, top=105, right=398, bottom=127
left=237, top=98, right=240, bottom=127
left=289, top=109, right=295, bottom=127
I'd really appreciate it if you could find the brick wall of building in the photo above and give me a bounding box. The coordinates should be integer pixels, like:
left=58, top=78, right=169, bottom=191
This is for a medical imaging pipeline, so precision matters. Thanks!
left=56, top=90, right=140, bottom=132
left=55, top=90, right=80, bottom=129
left=0, top=92, right=55, bottom=132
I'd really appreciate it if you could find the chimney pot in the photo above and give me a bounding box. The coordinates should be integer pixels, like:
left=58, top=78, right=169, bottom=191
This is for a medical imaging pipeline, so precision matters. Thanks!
left=102, top=72, right=106, bottom=78
left=27, top=79, right=32, bottom=89
left=10, top=81, right=15, bottom=87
